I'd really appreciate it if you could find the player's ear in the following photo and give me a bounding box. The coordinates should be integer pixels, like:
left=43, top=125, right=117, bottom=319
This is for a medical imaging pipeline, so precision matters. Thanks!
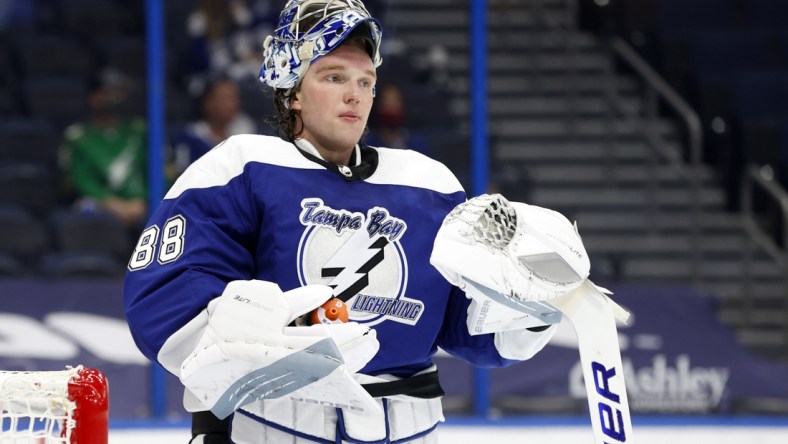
left=291, top=91, right=302, bottom=111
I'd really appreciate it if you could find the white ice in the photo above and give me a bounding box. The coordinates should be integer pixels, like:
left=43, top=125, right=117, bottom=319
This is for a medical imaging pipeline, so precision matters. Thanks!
left=107, top=424, right=788, bottom=444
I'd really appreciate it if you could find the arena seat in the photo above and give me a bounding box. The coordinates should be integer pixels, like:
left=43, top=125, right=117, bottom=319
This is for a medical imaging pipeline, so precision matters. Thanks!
left=21, top=76, right=88, bottom=131
left=13, top=34, right=96, bottom=79
left=39, top=252, right=125, bottom=279
left=49, top=210, right=132, bottom=263
left=0, top=118, right=58, bottom=166
left=0, top=163, right=57, bottom=217
left=0, top=205, right=49, bottom=273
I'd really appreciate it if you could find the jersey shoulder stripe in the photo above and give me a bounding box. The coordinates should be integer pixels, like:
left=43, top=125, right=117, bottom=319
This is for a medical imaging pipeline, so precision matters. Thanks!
left=369, top=146, right=464, bottom=195
left=165, top=135, right=320, bottom=200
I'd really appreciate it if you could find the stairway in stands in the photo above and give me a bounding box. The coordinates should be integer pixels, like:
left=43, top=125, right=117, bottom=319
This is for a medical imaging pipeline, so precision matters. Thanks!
left=387, top=0, right=788, bottom=362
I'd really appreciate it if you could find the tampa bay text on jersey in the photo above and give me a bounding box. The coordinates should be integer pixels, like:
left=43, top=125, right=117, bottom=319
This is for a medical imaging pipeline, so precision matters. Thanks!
left=296, top=197, right=424, bottom=327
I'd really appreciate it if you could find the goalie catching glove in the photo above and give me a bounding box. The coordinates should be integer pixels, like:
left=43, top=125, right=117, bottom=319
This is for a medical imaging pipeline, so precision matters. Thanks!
left=431, top=194, right=591, bottom=335
left=179, top=280, right=380, bottom=420
left=432, top=195, right=635, bottom=441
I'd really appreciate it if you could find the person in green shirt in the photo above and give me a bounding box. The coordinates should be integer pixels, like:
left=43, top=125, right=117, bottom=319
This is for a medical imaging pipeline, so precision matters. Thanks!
left=60, top=68, right=148, bottom=229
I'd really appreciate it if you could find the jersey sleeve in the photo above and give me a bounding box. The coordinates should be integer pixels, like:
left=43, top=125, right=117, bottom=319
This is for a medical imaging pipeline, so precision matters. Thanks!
left=123, top=139, right=260, bottom=363
left=434, top=285, right=521, bottom=368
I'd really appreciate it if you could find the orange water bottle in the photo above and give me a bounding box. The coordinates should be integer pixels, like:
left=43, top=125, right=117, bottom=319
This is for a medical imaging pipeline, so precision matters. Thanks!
left=309, top=298, right=349, bottom=325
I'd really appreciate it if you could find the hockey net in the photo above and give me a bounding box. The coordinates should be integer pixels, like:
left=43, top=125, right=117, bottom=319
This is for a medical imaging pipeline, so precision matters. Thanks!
left=0, top=366, right=108, bottom=444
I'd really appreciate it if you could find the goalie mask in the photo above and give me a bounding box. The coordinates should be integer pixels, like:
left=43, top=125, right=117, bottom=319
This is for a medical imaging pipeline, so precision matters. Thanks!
left=259, top=0, right=383, bottom=91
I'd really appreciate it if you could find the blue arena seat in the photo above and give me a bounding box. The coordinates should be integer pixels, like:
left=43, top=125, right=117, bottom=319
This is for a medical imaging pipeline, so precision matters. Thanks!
left=0, top=163, right=57, bottom=217
left=58, top=0, right=131, bottom=39
left=50, top=210, right=132, bottom=262
left=0, top=205, right=50, bottom=273
left=40, top=252, right=125, bottom=279
left=13, top=34, right=96, bottom=79
left=22, top=77, right=88, bottom=131
left=0, top=118, right=58, bottom=166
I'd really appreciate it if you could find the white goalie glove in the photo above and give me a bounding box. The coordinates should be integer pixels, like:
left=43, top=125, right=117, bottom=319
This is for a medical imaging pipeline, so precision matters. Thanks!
left=431, top=194, right=591, bottom=335
left=179, top=280, right=381, bottom=420
left=432, top=194, right=635, bottom=442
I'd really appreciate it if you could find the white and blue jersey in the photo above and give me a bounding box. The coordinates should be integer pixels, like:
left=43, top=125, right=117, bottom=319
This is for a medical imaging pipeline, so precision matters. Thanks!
left=123, top=134, right=519, bottom=380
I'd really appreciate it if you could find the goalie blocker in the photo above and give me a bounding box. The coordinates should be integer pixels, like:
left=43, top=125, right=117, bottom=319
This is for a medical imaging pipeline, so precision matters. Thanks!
left=431, top=194, right=634, bottom=444
left=166, top=280, right=447, bottom=444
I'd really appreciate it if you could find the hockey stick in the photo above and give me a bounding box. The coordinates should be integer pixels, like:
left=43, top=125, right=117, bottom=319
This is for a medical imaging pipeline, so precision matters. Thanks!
left=549, top=280, right=633, bottom=444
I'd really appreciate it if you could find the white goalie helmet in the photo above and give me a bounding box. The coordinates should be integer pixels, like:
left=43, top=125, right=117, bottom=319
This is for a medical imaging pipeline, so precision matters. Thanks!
left=431, top=194, right=591, bottom=302
left=259, top=0, right=383, bottom=91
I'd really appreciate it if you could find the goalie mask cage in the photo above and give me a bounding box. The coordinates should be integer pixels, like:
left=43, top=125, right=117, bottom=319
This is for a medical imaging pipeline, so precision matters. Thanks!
left=0, top=366, right=108, bottom=444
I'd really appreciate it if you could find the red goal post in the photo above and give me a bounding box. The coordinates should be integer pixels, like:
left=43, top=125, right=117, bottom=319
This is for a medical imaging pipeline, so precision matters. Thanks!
left=0, top=366, right=108, bottom=443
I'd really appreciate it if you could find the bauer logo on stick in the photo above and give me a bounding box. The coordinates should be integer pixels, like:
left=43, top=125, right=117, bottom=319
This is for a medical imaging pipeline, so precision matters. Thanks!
left=592, top=361, right=627, bottom=442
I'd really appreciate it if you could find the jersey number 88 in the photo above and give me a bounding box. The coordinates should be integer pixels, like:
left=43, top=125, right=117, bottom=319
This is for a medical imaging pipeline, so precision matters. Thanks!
left=128, top=215, right=186, bottom=270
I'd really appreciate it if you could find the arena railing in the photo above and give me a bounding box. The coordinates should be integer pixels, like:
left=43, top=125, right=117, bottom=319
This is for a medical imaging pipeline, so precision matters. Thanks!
left=604, top=37, right=705, bottom=287
left=740, top=164, right=788, bottom=347
left=553, top=0, right=706, bottom=287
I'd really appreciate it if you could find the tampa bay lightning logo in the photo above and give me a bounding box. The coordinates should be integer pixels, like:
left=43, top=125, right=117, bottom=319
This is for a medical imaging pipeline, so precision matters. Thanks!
left=296, top=198, right=423, bottom=326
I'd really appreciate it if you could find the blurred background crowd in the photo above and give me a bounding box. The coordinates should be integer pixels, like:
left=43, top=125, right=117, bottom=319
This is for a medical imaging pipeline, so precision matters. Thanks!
left=0, top=0, right=461, bottom=279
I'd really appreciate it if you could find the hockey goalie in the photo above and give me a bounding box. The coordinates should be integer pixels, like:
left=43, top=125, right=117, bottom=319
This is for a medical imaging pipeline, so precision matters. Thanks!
left=123, top=0, right=632, bottom=442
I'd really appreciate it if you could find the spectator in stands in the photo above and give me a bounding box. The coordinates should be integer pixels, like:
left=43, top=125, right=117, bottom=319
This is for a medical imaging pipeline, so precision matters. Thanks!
left=59, top=68, right=147, bottom=230
left=170, top=75, right=258, bottom=176
left=365, top=82, right=430, bottom=155
left=184, top=0, right=275, bottom=96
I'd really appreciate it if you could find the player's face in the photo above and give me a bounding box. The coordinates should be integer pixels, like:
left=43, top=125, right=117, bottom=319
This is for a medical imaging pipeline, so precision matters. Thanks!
left=292, top=42, right=376, bottom=164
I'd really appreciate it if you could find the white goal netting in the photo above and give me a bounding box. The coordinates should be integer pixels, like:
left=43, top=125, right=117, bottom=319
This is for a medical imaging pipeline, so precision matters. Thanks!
left=0, top=366, right=82, bottom=443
